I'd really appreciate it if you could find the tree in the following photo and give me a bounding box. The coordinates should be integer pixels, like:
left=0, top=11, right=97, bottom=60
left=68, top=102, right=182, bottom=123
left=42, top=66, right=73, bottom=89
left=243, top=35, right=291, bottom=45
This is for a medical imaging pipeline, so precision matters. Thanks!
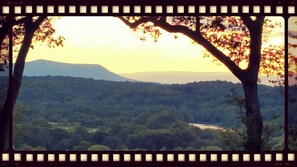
left=288, top=17, right=297, bottom=150
left=118, top=16, right=284, bottom=151
left=13, top=105, right=28, bottom=147
left=16, top=143, right=46, bottom=151
left=88, top=144, right=111, bottom=151
left=225, top=87, right=283, bottom=151
left=0, top=16, right=64, bottom=151
left=73, top=140, right=92, bottom=150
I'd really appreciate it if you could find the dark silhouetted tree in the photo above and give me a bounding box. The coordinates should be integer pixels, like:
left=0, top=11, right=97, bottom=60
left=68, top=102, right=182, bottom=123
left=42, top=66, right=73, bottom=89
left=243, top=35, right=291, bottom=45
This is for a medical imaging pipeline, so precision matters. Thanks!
left=0, top=16, right=64, bottom=151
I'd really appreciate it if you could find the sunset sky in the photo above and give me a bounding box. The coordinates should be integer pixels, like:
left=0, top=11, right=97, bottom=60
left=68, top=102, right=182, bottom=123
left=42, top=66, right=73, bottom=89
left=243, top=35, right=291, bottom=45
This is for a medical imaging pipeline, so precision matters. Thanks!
left=289, top=17, right=297, bottom=56
left=289, top=17, right=297, bottom=31
left=21, top=16, right=284, bottom=74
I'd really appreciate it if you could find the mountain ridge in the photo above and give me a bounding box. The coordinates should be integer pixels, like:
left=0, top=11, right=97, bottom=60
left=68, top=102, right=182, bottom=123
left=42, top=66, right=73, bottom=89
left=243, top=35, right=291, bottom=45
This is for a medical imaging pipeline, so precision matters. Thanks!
left=24, top=59, right=135, bottom=82
left=120, top=71, right=278, bottom=86
left=23, top=59, right=279, bottom=86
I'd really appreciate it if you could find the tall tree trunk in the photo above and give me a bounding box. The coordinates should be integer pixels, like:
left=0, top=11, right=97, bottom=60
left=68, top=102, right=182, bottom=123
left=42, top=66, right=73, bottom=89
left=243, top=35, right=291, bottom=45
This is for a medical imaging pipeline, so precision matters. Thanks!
left=11, top=29, right=34, bottom=107
left=0, top=17, right=10, bottom=112
left=242, top=80, right=263, bottom=151
left=0, top=17, right=11, bottom=151
left=0, top=94, right=10, bottom=151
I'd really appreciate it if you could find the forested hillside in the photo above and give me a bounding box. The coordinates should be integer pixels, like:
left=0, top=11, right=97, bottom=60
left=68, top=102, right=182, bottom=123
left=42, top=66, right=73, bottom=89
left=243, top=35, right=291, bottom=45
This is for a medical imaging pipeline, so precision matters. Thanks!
left=289, top=85, right=297, bottom=150
left=14, top=76, right=284, bottom=151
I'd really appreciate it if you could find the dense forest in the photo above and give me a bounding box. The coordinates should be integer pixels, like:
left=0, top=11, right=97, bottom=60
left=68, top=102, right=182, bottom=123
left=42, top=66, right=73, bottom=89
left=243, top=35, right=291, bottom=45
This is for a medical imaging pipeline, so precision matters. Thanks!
left=14, top=76, right=284, bottom=151
left=289, top=85, right=297, bottom=150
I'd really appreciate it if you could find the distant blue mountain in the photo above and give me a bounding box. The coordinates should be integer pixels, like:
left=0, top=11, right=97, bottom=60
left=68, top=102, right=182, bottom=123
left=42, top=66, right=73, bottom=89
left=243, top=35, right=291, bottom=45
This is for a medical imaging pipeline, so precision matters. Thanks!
left=24, top=59, right=135, bottom=82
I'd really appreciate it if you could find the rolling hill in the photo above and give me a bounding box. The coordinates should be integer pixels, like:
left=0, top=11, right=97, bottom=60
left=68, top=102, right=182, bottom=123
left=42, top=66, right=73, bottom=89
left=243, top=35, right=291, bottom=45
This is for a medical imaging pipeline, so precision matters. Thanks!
left=120, top=71, right=278, bottom=86
left=23, top=59, right=135, bottom=82
left=14, top=76, right=284, bottom=151
left=22, top=59, right=280, bottom=86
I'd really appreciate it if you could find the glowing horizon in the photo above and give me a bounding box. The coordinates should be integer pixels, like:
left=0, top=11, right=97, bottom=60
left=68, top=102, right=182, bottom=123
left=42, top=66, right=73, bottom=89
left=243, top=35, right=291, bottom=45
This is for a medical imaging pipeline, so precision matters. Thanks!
left=20, top=16, right=284, bottom=74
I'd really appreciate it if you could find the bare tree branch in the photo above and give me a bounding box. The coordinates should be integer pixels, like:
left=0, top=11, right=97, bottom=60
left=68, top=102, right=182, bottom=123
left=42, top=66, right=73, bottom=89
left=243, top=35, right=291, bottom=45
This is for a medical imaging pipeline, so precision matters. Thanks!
left=12, top=17, right=27, bottom=25
left=32, top=16, right=46, bottom=30
left=118, top=16, right=191, bottom=33
left=195, top=16, right=200, bottom=34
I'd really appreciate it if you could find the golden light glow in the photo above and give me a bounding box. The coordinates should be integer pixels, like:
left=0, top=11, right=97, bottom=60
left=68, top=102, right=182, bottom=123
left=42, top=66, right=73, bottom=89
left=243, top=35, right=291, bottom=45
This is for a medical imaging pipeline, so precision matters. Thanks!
left=23, top=16, right=283, bottom=74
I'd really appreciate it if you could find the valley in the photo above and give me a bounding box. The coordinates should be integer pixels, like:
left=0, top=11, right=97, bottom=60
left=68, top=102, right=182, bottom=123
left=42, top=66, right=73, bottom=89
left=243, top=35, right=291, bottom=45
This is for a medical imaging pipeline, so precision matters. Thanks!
left=14, top=76, right=284, bottom=151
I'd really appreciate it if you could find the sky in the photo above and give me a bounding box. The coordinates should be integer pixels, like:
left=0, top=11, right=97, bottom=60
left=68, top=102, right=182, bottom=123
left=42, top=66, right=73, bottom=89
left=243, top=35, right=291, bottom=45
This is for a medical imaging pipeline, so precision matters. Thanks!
left=20, top=16, right=284, bottom=74
left=289, top=17, right=297, bottom=31
left=289, top=17, right=297, bottom=56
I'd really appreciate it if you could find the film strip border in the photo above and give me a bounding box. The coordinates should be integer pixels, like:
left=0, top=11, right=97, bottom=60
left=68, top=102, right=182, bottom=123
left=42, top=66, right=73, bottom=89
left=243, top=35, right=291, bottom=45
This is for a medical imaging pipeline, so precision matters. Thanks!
left=0, top=5, right=296, bottom=15
left=0, top=152, right=296, bottom=163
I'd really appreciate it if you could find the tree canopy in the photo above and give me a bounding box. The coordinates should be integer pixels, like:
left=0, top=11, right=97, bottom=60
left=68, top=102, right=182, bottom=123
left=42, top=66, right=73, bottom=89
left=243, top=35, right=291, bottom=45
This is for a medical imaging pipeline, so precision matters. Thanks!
left=0, top=16, right=64, bottom=72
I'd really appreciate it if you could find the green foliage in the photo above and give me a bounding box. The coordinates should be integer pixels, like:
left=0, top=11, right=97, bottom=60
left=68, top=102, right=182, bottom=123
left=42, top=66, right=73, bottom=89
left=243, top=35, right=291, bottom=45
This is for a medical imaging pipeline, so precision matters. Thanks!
left=16, top=143, right=46, bottom=151
left=289, top=127, right=297, bottom=150
left=224, top=88, right=284, bottom=151
left=73, top=141, right=92, bottom=151
left=289, top=85, right=297, bottom=150
left=88, top=145, right=111, bottom=151
left=14, top=76, right=283, bottom=151
left=271, top=136, right=284, bottom=151
left=199, top=146, right=223, bottom=151
left=13, top=105, right=28, bottom=144
left=220, top=129, right=245, bottom=151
